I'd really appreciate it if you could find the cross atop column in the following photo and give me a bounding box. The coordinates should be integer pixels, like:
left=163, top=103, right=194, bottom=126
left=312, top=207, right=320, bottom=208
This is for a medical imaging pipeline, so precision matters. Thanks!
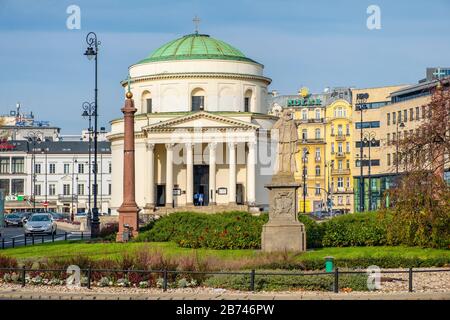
left=193, top=15, right=200, bottom=34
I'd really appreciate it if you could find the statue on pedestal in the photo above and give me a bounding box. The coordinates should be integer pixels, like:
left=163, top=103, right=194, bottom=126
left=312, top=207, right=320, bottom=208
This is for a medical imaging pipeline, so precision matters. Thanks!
left=261, top=109, right=306, bottom=252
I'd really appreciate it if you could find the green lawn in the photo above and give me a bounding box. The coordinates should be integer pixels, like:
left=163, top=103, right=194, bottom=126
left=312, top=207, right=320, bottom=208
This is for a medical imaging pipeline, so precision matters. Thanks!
left=1, top=241, right=449, bottom=265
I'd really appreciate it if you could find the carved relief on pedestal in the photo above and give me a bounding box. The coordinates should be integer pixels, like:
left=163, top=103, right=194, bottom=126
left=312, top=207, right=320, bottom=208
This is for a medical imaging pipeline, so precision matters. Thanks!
left=272, top=190, right=295, bottom=219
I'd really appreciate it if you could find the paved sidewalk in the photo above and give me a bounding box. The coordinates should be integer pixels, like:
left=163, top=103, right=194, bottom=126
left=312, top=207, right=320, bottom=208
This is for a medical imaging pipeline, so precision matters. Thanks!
left=0, top=288, right=448, bottom=300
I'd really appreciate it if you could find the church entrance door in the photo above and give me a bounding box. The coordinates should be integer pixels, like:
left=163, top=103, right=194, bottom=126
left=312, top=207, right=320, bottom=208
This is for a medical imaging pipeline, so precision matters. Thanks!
left=156, top=184, right=165, bottom=207
left=194, top=165, right=209, bottom=206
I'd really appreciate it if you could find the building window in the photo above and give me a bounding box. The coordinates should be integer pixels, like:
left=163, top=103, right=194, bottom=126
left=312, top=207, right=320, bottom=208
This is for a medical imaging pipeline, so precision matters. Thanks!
left=146, top=98, right=152, bottom=113
left=387, top=133, right=390, bottom=145
left=346, top=196, right=350, bottom=205
left=0, top=179, right=10, bottom=195
left=338, top=142, right=343, bottom=153
left=34, top=163, right=41, bottom=174
left=109, top=162, right=112, bottom=173
left=49, top=184, right=56, bottom=196
left=302, top=129, right=308, bottom=140
left=415, top=107, right=420, bottom=120
left=393, top=112, right=396, bottom=124
left=403, top=110, right=408, bottom=122
left=78, top=184, right=84, bottom=196
left=302, top=109, right=308, bottom=120
left=0, top=158, right=10, bottom=173
left=315, top=166, right=321, bottom=176
left=337, top=125, right=343, bottom=136
left=315, top=184, right=321, bottom=195
left=11, top=157, right=24, bottom=173
left=337, top=177, right=344, bottom=188
left=387, top=113, right=390, bottom=126
left=422, top=106, right=426, bottom=119
left=331, top=143, right=335, bottom=153
left=108, top=183, right=112, bottom=195
left=191, top=88, right=205, bottom=111
left=409, top=108, right=414, bottom=121
left=346, top=142, right=350, bottom=153
left=11, top=179, right=24, bottom=194
left=64, top=164, right=70, bottom=174
left=355, top=121, right=380, bottom=129
left=346, top=177, right=350, bottom=188
left=78, top=163, right=84, bottom=174
left=315, top=109, right=321, bottom=120
left=338, top=196, right=343, bottom=205
left=244, top=90, right=252, bottom=112
left=49, top=163, right=56, bottom=174
left=346, top=159, right=350, bottom=169
left=331, top=125, right=334, bottom=136
left=315, top=128, right=321, bottom=139
left=346, top=124, right=350, bottom=135
left=63, top=184, right=70, bottom=195
left=315, top=148, right=321, bottom=160
left=338, top=160, right=343, bottom=170
left=34, top=184, right=41, bottom=196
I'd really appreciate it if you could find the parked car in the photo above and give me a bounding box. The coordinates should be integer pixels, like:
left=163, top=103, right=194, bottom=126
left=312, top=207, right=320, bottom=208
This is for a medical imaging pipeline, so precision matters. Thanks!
left=4, top=213, right=24, bottom=227
left=23, top=213, right=57, bottom=236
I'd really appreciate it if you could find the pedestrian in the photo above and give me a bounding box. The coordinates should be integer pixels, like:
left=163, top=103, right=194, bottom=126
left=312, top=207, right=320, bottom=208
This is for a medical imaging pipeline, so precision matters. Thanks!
left=198, top=193, right=204, bottom=206
left=193, top=192, right=199, bottom=206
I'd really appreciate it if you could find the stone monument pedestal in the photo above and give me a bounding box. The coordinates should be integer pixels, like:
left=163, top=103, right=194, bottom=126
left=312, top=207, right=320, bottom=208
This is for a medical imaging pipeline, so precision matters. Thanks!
left=261, top=173, right=306, bottom=252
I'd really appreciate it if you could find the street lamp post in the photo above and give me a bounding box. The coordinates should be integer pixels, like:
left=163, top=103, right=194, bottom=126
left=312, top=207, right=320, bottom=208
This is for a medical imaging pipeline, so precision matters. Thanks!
left=41, top=147, right=49, bottom=208
left=27, top=131, right=42, bottom=213
left=71, top=158, right=78, bottom=221
left=84, top=32, right=101, bottom=237
left=82, top=101, right=95, bottom=225
left=363, top=132, right=376, bottom=211
left=356, top=93, right=369, bottom=212
left=302, top=150, right=310, bottom=214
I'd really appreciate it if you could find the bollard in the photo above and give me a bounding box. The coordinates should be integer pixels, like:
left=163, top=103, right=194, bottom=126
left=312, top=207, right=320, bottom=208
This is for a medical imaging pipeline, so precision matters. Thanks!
left=52, top=233, right=55, bottom=242
left=24, top=236, right=27, bottom=246
left=163, top=269, right=168, bottom=292
left=334, top=267, right=339, bottom=293
left=64, top=232, right=67, bottom=241
left=1, top=238, right=4, bottom=250
left=87, top=267, right=92, bottom=289
left=250, top=269, right=256, bottom=291
left=81, top=232, right=84, bottom=240
left=21, top=266, right=26, bottom=287
left=41, top=235, right=44, bottom=244
left=12, top=238, right=15, bottom=248
left=31, top=235, right=34, bottom=245
left=408, top=268, right=413, bottom=292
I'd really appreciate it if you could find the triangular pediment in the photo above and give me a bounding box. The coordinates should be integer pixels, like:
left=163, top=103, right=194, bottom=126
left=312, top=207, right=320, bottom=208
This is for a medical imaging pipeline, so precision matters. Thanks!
left=143, top=111, right=259, bottom=132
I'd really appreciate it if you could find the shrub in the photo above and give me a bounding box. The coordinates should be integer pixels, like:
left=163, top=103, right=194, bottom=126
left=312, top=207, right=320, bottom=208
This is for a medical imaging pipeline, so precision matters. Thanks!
left=298, top=214, right=325, bottom=248
left=136, top=211, right=269, bottom=250
left=99, top=222, right=119, bottom=240
left=321, top=212, right=388, bottom=247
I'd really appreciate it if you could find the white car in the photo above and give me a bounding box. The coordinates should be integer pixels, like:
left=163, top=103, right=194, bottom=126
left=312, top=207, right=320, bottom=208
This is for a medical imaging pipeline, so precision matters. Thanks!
left=24, top=213, right=57, bottom=236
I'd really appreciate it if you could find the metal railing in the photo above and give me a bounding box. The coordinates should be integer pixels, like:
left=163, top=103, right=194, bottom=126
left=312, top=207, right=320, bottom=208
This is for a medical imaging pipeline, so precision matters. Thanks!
left=0, top=266, right=448, bottom=293
left=0, top=231, right=90, bottom=249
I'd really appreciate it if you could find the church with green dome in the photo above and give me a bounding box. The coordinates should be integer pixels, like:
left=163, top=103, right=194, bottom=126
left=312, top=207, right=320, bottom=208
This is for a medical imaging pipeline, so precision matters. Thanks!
left=109, top=32, right=276, bottom=216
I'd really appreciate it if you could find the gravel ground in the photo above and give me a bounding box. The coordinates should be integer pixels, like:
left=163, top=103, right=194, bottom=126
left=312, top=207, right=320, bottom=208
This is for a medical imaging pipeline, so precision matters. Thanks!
left=0, top=268, right=448, bottom=295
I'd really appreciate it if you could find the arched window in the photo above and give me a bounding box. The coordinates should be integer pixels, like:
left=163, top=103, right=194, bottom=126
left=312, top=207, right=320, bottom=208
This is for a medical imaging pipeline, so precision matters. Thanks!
left=244, top=89, right=252, bottom=112
left=191, top=88, right=205, bottom=111
left=315, top=128, right=321, bottom=139
left=337, top=124, right=343, bottom=136
left=315, top=109, right=321, bottom=120
left=142, top=91, right=152, bottom=113
left=301, top=108, right=308, bottom=120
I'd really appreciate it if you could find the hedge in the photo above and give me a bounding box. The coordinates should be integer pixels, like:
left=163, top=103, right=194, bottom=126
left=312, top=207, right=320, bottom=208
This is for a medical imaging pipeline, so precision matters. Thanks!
left=135, top=211, right=269, bottom=249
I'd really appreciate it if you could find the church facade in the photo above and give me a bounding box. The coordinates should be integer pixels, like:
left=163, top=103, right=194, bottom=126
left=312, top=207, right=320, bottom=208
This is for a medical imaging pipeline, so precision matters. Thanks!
left=108, top=33, right=277, bottom=214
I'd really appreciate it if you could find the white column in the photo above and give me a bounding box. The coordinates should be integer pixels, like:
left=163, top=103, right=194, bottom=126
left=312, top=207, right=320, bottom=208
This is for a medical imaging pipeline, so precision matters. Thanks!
left=209, top=142, right=217, bottom=205
left=165, top=143, right=174, bottom=207
left=247, top=141, right=256, bottom=206
left=147, top=143, right=155, bottom=207
left=228, top=142, right=237, bottom=204
left=186, top=143, right=194, bottom=205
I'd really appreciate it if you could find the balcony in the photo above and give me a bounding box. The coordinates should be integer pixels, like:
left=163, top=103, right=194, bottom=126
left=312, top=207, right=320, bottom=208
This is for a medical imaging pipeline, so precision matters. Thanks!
left=335, top=134, right=346, bottom=141
left=335, top=152, right=346, bottom=158
left=315, top=156, right=321, bottom=163
left=298, top=138, right=325, bottom=145
left=331, top=168, right=351, bottom=175
left=332, top=187, right=353, bottom=194
left=58, top=194, right=78, bottom=202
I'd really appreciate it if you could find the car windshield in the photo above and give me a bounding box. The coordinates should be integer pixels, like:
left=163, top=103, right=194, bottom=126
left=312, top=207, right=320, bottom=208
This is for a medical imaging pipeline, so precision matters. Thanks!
left=7, top=214, right=20, bottom=219
left=30, top=215, right=51, bottom=222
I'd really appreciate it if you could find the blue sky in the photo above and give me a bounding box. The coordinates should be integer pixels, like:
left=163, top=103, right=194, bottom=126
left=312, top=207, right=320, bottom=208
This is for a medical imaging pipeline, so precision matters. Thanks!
left=0, top=0, right=449, bottom=134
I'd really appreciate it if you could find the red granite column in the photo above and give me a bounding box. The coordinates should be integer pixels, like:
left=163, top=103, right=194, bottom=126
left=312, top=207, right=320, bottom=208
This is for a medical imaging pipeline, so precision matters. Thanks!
left=116, top=90, right=139, bottom=241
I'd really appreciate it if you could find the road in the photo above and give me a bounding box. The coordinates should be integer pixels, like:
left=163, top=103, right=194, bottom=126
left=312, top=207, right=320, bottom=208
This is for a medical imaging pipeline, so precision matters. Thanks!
left=0, top=226, right=90, bottom=249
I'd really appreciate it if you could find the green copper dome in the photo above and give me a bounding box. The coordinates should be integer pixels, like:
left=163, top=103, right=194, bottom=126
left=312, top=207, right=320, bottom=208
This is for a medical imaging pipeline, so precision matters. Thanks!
left=136, top=33, right=258, bottom=64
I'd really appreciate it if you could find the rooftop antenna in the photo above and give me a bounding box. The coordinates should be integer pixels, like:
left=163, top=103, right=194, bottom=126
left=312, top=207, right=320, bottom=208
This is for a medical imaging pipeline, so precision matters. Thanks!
left=193, top=15, right=200, bottom=34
